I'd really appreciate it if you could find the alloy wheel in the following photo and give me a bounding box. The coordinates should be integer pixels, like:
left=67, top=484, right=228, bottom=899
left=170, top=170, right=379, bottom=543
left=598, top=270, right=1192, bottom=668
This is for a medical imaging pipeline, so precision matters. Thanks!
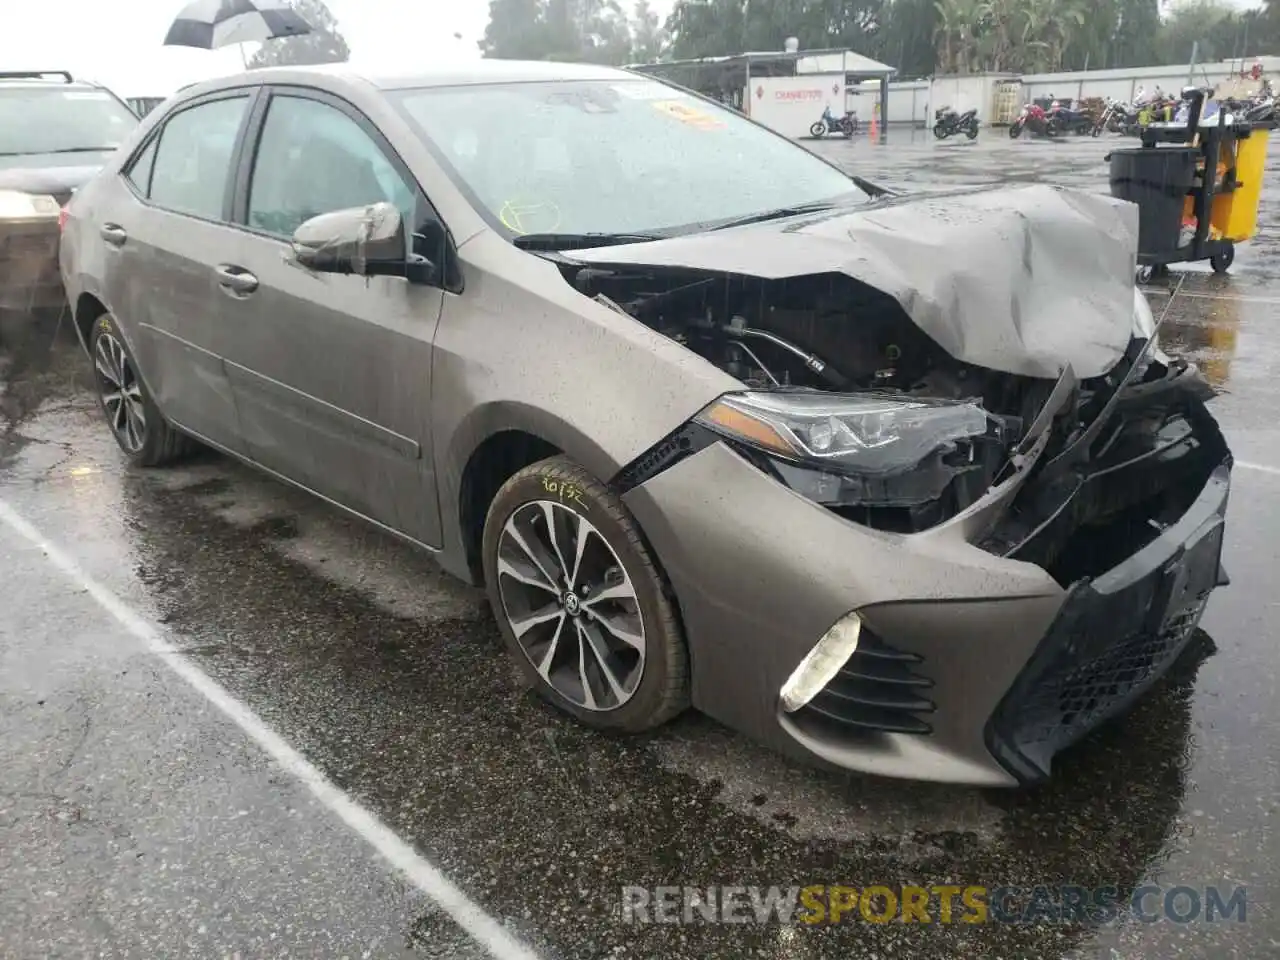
left=495, top=499, right=646, bottom=711
left=94, top=331, right=146, bottom=453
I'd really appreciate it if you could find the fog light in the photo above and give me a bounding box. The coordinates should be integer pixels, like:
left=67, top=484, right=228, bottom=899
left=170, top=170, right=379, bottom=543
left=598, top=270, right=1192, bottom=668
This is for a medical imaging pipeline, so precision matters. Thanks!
left=779, top=612, right=862, bottom=712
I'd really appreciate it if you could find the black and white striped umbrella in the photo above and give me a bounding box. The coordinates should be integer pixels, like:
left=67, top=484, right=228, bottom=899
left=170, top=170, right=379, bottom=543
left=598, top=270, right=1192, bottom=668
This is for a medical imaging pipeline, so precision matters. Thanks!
left=163, top=0, right=313, bottom=51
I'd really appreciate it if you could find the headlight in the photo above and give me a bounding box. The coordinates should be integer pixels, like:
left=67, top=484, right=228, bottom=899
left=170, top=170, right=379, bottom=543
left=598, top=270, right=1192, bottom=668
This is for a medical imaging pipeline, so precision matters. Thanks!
left=0, top=189, right=60, bottom=220
left=695, top=390, right=989, bottom=508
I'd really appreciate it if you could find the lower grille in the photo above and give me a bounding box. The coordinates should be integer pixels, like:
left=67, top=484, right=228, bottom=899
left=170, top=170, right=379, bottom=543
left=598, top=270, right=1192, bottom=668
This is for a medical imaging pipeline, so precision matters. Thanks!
left=797, top=633, right=934, bottom=735
left=1002, top=595, right=1208, bottom=752
left=986, top=464, right=1228, bottom=782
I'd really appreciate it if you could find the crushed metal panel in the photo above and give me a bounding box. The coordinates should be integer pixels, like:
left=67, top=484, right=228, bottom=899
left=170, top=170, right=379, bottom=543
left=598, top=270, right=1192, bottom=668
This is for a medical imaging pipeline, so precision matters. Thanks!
left=571, top=184, right=1141, bottom=381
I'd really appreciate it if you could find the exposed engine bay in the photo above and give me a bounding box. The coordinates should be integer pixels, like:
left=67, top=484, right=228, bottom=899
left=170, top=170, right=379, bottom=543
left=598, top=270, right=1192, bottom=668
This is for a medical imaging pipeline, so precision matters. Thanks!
left=564, top=261, right=1229, bottom=588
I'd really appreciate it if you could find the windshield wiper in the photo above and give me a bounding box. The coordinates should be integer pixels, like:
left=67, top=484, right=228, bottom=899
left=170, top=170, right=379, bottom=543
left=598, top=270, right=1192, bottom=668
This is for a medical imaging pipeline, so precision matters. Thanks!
left=512, top=232, right=663, bottom=252
left=851, top=175, right=903, bottom=199
left=706, top=200, right=843, bottom=232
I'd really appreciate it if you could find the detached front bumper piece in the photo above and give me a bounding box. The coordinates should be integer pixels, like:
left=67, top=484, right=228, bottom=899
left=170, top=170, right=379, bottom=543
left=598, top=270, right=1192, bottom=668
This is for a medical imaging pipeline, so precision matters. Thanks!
left=986, top=461, right=1229, bottom=783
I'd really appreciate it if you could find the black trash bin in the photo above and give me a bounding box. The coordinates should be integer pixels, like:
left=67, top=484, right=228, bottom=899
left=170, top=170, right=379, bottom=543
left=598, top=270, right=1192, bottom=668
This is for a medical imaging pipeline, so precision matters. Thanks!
left=1108, top=146, right=1198, bottom=255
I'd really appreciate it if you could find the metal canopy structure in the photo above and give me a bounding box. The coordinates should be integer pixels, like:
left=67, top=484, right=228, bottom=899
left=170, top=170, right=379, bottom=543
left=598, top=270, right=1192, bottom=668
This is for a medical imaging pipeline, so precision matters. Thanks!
left=627, top=48, right=897, bottom=128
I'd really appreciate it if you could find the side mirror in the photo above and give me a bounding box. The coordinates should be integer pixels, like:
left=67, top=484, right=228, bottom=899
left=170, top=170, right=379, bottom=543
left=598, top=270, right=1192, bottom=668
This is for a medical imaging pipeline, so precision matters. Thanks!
left=290, top=201, right=433, bottom=279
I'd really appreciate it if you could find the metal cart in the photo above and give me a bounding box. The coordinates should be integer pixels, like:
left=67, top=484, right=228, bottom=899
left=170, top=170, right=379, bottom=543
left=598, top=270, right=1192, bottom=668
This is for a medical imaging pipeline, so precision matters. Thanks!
left=1109, top=88, right=1272, bottom=283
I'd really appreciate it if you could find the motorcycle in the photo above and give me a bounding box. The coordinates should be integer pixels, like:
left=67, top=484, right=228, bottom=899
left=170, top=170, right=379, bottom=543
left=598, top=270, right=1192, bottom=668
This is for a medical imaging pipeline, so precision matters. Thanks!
left=1009, top=102, right=1052, bottom=138
left=933, top=106, right=979, bottom=139
left=810, top=106, right=859, bottom=138
left=1091, top=97, right=1129, bottom=136
left=1047, top=100, right=1093, bottom=135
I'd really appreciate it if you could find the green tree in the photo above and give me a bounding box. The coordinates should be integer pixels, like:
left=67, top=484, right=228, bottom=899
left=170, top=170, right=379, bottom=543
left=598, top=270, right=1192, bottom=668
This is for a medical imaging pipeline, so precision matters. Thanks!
left=876, top=0, right=939, bottom=76
left=630, top=0, right=667, bottom=62
left=1159, top=0, right=1256, bottom=64
left=479, top=0, right=552, bottom=59
left=248, top=0, right=350, bottom=68
left=481, top=0, right=634, bottom=64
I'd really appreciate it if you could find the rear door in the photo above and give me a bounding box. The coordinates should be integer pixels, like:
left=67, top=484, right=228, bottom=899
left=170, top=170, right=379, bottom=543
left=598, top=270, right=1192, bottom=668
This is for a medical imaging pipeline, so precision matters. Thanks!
left=99, top=90, right=259, bottom=453
left=216, top=87, right=447, bottom=546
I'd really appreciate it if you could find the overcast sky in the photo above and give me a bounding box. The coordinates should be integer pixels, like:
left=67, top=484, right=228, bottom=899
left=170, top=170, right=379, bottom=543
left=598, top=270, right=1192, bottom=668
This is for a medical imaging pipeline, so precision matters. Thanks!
left=1, top=0, right=1263, bottom=100
left=0, top=0, right=675, bottom=99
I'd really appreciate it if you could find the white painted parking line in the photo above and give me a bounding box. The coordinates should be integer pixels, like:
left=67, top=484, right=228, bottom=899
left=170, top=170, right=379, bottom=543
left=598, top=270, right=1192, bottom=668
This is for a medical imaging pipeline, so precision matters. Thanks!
left=0, top=497, right=542, bottom=960
left=1236, top=460, right=1280, bottom=477
left=1140, top=288, right=1280, bottom=306
left=1167, top=292, right=1280, bottom=305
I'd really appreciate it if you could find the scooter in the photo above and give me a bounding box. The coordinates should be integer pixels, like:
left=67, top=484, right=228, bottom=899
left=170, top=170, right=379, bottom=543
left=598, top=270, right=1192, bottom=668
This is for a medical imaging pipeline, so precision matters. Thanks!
left=933, top=106, right=979, bottom=139
left=810, top=106, right=859, bottom=138
left=1009, top=102, right=1053, bottom=138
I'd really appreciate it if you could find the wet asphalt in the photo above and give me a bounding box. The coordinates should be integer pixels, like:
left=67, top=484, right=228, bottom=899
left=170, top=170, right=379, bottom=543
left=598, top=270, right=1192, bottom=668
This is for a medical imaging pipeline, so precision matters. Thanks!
left=2, top=129, right=1278, bottom=959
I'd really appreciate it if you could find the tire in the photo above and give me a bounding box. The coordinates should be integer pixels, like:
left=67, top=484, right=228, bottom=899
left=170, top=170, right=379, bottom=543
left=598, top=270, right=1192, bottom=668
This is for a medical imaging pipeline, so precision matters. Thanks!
left=1210, top=242, right=1235, bottom=274
left=481, top=455, right=690, bottom=733
left=964, top=121, right=978, bottom=139
left=1009, top=120, right=1023, bottom=138
left=809, top=121, right=826, bottom=138
left=89, top=311, right=195, bottom=467
left=933, top=123, right=948, bottom=140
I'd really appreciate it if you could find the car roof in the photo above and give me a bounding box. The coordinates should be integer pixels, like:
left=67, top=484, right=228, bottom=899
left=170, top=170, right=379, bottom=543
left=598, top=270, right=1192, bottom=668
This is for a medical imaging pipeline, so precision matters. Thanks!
left=183, top=59, right=641, bottom=98
left=0, top=71, right=103, bottom=91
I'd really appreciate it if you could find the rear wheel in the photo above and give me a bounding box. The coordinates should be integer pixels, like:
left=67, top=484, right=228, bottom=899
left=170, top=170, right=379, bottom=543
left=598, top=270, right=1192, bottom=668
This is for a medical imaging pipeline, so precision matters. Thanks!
left=89, top=311, right=194, bottom=467
left=1210, top=242, right=1235, bottom=274
left=481, top=455, right=689, bottom=732
left=1009, top=120, right=1023, bottom=138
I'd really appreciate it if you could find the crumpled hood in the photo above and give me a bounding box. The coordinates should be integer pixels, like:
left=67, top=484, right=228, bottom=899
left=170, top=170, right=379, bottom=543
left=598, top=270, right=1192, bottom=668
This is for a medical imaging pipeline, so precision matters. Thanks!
left=572, top=183, right=1140, bottom=380
left=0, top=158, right=108, bottom=198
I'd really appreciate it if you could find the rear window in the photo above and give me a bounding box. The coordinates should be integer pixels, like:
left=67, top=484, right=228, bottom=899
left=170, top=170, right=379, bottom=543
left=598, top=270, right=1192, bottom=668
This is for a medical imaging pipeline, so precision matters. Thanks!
left=0, top=87, right=138, bottom=157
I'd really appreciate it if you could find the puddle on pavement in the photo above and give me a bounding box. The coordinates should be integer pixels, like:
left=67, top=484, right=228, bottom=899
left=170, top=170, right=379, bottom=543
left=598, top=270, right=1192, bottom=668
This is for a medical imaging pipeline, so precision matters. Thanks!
left=88, top=443, right=1217, bottom=959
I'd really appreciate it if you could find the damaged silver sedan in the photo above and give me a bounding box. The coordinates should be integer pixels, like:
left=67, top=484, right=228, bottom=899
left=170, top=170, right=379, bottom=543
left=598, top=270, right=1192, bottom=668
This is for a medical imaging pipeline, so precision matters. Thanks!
left=59, top=61, right=1230, bottom=786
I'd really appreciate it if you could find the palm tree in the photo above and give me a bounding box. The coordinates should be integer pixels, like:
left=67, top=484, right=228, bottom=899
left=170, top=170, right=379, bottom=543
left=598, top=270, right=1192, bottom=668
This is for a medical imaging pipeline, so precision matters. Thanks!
left=934, top=0, right=984, bottom=72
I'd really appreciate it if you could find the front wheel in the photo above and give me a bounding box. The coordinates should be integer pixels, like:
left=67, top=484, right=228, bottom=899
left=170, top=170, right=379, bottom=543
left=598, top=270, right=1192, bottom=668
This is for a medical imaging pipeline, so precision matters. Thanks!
left=809, top=121, right=827, bottom=138
left=933, top=123, right=949, bottom=140
left=1009, top=120, right=1023, bottom=138
left=964, top=121, right=979, bottom=139
left=89, top=311, right=195, bottom=467
left=1210, top=242, right=1235, bottom=274
left=482, top=455, right=690, bottom=732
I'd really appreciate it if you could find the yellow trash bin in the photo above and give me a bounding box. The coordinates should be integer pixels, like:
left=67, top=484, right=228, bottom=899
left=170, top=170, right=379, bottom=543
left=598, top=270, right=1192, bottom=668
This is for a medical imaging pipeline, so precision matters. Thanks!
left=1210, top=126, right=1270, bottom=242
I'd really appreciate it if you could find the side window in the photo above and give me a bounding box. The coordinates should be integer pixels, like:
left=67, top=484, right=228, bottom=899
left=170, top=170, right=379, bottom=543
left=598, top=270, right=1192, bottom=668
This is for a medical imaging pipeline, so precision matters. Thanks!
left=124, top=137, right=157, bottom=195
left=247, top=94, right=415, bottom=238
left=149, top=96, right=249, bottom=220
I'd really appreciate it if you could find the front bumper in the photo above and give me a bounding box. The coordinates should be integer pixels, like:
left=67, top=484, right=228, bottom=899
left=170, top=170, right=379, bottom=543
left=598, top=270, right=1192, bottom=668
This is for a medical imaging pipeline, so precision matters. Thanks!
left=985, top=462, right=1228, bottom=782
left=0, top=220, right=64, bottom=312
left=622, top=433, right=1228, bottom=786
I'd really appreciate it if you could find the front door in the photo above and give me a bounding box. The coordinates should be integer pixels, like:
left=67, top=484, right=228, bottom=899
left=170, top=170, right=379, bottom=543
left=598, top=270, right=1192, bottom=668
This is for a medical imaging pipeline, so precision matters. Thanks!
left=216, top=89, right=445, bottom=546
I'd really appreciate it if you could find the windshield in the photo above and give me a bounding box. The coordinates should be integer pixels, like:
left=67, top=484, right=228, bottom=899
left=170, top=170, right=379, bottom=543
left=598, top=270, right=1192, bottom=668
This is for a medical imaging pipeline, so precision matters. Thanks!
left=0, top=87, right=138, bottom=157
left=393, top=79, right=861, bottom=237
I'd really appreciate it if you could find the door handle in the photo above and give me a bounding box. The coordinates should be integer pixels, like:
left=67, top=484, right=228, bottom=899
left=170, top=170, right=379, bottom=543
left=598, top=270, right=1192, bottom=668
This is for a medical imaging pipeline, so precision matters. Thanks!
left=100, top=223, right=127, bottom=246
left=215, top=264, right=259, bottom=296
